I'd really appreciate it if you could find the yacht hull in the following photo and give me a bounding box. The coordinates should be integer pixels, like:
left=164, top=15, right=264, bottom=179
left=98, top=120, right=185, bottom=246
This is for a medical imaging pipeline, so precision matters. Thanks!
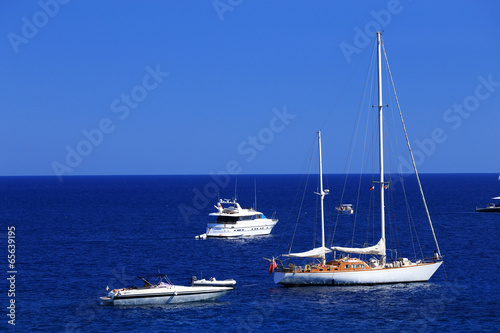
left=274, top=261, right=442, bottom=286
left=206, top=219, right=278, bottom=237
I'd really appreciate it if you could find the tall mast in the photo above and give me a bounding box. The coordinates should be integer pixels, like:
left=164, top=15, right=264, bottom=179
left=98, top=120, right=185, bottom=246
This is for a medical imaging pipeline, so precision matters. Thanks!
left=376, top=32, right=387, bottom=265
left=317, top=131, right=327, bottom=265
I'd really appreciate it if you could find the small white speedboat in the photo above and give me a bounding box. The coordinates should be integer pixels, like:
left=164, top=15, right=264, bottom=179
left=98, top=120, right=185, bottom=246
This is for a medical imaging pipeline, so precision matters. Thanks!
left=100, top=274, right=234, bottom=306
left=191, top=276, right=236, bottom=287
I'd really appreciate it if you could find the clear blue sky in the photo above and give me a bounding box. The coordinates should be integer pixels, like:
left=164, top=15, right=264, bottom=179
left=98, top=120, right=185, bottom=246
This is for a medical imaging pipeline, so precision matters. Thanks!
left=1, top=1, right=499, bottom=176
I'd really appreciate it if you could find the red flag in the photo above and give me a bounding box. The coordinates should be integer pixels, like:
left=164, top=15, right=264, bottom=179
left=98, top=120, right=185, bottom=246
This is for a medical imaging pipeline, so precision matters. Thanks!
left=268, top=258, right=277, bottom=275
left=369, top=186, right=375, bottom=191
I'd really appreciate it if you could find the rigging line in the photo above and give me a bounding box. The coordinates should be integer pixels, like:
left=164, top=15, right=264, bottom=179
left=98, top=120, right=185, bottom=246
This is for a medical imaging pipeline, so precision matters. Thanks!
left=353, top=43, right=378, bottom=234
left=382, top=93, right=402, bottom=260
left=287, top=135, right=317, bottom=254
left=338, top=42, right=375, bottom=194
left=441, top=262, right=449, bottom=282
left=313, top=180, right=319, bottom=248
left=368, top=180, right=375, bottom=247
left=381, top=37, right=442, bottom=258
left=383, top=65, right=415, bottom=262
left=320, top=37, right=374, bottom=131
left=385, top=65, right=409, bottom=259
left=382, top=61, right=417, bottom=260
left=400, top=172, right=424, bottom=260
left=329, top=40, right=378, bottom=248
left=276, top=135, right=316, bottom=254
left=367, top=92, right=377, bottom=249
left=352, top=86, right=375, bottom=248
left=350, top=47, right=377, bottom=248
left=385, top=67, right=419, bottom=261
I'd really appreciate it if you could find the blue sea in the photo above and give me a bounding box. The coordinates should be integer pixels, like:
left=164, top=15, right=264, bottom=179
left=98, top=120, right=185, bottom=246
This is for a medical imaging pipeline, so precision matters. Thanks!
left=1, top=174, right=499, bottom=332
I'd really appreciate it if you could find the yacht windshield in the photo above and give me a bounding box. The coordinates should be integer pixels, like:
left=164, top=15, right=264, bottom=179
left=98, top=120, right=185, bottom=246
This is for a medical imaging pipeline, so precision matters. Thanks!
left=216, top=216, right=239, bottom=223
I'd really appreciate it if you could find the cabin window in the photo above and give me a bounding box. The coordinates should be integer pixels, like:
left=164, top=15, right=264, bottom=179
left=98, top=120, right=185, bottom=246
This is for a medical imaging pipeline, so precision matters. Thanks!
left=239, top=216, right=253, bottom=221
left=345, top=265, right=350, bottom=269
left=216, top=216, right=239, bottom=223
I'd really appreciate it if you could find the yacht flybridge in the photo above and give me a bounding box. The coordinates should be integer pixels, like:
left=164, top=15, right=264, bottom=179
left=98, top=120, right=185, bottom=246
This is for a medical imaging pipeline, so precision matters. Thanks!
left=269, top=32, right=443, bottom=286
left=197, top=198, right=278, bottom=238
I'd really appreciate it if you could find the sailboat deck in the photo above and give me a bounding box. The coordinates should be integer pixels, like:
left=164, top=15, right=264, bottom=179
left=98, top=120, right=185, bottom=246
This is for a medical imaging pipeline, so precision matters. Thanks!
left=280, top=258, right=370, bottom=273
left=278, top=257, right=440, bottom=274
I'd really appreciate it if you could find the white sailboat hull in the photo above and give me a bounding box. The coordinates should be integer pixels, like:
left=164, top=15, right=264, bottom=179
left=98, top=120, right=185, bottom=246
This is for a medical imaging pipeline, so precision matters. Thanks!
left=274, top=261, right=442, bottom=286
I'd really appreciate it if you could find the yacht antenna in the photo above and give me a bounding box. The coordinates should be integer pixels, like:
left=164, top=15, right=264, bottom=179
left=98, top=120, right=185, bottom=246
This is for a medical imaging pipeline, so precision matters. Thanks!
left=234, top=178, right=238, bottom=201
left=254, top=178, right=257, bottom=210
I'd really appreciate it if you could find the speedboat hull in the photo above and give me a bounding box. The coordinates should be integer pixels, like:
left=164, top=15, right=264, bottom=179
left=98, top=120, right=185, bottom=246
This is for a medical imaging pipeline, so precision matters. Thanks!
left=274, top=261, right=442, bottom=286
left=205, top=219, right=278, bottom=237
left=101, top=286, right=233, bottom=306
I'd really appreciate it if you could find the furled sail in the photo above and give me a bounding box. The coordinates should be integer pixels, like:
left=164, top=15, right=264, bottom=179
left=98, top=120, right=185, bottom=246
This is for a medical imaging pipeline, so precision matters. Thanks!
left=285, top=246, right=332, bottom=258
left=331, top=238, right=385, bottom=256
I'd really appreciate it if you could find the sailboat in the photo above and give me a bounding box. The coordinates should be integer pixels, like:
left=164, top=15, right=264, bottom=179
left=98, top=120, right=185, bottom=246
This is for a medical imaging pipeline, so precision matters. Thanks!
left=270, top=32, right=443, bottom=286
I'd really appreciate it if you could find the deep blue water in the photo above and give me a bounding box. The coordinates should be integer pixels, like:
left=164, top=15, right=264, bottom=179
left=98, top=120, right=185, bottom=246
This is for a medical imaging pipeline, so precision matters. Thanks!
left=1, top=174, right=499, bottom=332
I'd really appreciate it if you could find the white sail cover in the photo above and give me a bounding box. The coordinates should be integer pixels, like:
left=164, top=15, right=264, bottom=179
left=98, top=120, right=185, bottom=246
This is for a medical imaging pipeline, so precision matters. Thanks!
left=285, top=246, right=332, bottom=258
left=331, top=238, right=386, bottom=256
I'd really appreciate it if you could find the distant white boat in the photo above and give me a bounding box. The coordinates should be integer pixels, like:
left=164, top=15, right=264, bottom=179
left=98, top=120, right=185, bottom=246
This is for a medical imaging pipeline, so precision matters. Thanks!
left=476, top=197, right=500, bottom=213
left=100, top=274, right=234, bottom=306
left=198, top=198, right=278, bottom=238
left=336, top=204, right=354, bottom=214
